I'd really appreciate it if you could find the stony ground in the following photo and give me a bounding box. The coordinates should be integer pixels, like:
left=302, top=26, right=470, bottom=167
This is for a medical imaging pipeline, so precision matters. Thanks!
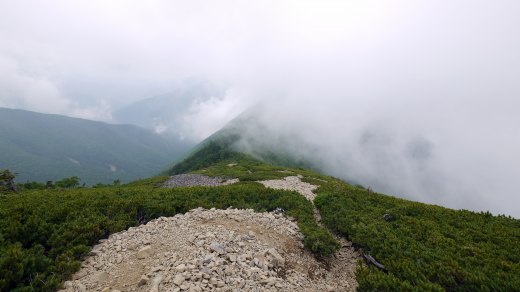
left=259, top=175, right=361, bottom=290
left=259, top=175, right=318, bottom=201
left=62, top=174, right=359, bottom=292
left=163, top=174, right=239, bottom=187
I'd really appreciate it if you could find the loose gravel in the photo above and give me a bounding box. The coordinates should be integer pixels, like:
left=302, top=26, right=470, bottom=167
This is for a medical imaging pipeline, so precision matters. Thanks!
left=62, top=172, right=360, bottom=291
left=61, top=208, right=358, bottom=292
left=258, top=176, right=318, bottom=201
left=164, top=174, right=239, bottom=188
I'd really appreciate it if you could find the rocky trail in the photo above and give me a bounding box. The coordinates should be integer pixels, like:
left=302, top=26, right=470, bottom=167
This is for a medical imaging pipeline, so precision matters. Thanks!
left=62, top=174, right=359, bottom=292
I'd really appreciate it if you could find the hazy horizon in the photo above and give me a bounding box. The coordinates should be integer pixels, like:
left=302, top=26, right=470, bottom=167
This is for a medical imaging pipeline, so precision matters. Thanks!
left=1, top=0, right=519, bottom=217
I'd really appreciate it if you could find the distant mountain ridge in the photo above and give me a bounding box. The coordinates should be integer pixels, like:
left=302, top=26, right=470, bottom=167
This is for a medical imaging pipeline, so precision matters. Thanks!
left=113, top=80, right=224, bottom=136
left=168, top=110, right=324, bottom=176
left=0, top=107, right=191, bottom=184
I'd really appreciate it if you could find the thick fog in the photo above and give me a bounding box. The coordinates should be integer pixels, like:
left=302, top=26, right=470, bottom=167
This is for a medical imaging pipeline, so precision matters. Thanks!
left=1, top=1, right=519, bottom=216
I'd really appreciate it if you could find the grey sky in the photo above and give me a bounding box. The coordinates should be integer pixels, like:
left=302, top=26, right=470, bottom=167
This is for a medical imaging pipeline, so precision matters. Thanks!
left=1, top=0, right=519, bottom=216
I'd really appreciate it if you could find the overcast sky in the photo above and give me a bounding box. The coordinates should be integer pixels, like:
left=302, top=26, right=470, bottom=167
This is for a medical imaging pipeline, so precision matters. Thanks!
left=1, top=0, right=519, bottom=216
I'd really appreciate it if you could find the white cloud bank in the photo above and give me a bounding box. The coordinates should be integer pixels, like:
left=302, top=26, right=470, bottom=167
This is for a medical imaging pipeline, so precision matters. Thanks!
left=0, top=0, right=519, bottom=216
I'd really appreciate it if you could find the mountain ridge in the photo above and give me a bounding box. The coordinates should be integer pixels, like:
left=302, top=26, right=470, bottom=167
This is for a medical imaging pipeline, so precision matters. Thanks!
left=1, top=142, right=519, bottom=290
left=0, top=107, right=191, bottom=184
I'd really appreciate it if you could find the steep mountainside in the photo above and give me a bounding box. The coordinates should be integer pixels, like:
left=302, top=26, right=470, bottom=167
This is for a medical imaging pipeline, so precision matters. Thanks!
left=0, top=108, right=191, bottom=184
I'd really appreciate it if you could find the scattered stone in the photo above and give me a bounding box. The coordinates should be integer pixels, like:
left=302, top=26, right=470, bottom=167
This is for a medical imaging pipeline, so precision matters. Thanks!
left=63, top=281, right=73, bottom=289
left=163, top=174, right=239, bottom=187
left=173, top=274, right=185, bottom=286
left=175, top=263, right=186, bottom=272
left=150, top=274, right=164, bottom=292
left=265, top=248, right=285, bottom=268
left=138, top=275, right=149, bottom=287
left=259, top=176, right=318, bottom=201
left=209, top=242, right=226, bottom=255
left=267, top=277, right=277, bottom=286
left=72, top=270, right=87, bottom=280
left=137, top=246, right=153, bottom=259
left=383, top=213, right=394, bottom=222
left=64, top=207, right=359, bottom=291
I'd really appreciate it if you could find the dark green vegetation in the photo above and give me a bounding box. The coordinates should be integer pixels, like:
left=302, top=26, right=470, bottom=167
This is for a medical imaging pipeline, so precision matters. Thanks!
left=0, top=169, right=336, bottom=291
left=314, top=180, right=520, bottom=291
left=2, top=128, right=519, bottom=291
left=168, top=136, right=246, bottom=176
left=0, top=169, right=17, bottom=193
left=167, top=131, right=318, bottom=179
left=0, top=108, right=192, bottom=184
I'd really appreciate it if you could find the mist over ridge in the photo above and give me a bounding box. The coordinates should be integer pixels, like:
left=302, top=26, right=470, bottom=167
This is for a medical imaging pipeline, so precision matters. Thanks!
left=1, top=0, right=519, bottom=216
left=220, top=96, right=520, bottom=218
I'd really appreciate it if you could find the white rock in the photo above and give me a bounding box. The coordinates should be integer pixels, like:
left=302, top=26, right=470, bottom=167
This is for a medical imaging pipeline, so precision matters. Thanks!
left=265, top=248, right=285, bottom=268
left=173, top=274, right=185, bottom=286
left=175, top=263, right=186, bottom=272
left=72, top=270, right=87, bottom=280
left=137, top=246, right=153, bottom=259
left=150, top=274, right=164, bottom=292
left=209, top=242, right=225, bottom=254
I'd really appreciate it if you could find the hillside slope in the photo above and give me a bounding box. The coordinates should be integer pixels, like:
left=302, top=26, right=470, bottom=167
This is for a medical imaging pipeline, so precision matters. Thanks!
left=0, top=108, right=191, bottom=184
left=168, top=136, right=520, bottom=290
left=1, top=139, right=518, bottom=291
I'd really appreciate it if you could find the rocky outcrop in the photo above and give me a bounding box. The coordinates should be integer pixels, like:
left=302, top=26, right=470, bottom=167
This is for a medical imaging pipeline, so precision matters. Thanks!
left=259, top=176, right=318, bottom=201
left=62, top=208, right=358, bottom=291
left=163, top=174, right=238, bottom=188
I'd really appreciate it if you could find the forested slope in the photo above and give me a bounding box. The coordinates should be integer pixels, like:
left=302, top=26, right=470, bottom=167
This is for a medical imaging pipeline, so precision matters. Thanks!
left=0, top=108, right=191, bottom=184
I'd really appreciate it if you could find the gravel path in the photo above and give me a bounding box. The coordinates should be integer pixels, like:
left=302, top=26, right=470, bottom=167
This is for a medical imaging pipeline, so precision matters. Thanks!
left=259, top=176, right=361, bottom=290
left=62, top=173, right=359, bottom=291
left=164, top=174, right=239, bottom=187
left=258, top=175, right=318, bottom=201
left=61, top=208, right=358, bottom=292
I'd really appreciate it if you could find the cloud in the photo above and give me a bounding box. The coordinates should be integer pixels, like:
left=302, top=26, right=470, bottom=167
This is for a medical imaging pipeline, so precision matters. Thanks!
left=0, top=55, right=70, bottom=113
left=0, top=54, right=113, bottom=121
left=69, top=99, right=113, bottom=121
left=178, top=89, right=254, bottom=141
left=0, top=0, right=519, bottom=216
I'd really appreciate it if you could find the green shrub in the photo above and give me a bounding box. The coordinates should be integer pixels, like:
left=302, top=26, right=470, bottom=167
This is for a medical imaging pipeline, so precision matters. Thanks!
left=0, top=181, right=336, bottom=291
left=314, top=182, right=520, bottom=291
